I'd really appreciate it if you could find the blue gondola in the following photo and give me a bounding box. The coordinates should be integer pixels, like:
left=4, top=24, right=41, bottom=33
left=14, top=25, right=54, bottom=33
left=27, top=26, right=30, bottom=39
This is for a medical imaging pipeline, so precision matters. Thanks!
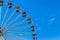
left=8, top=2, right=12, bottom=8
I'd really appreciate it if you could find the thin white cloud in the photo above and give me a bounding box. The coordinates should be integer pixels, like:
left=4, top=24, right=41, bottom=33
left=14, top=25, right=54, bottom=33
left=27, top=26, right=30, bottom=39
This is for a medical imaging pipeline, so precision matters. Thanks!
left=48, top=17, right=55, bottom=24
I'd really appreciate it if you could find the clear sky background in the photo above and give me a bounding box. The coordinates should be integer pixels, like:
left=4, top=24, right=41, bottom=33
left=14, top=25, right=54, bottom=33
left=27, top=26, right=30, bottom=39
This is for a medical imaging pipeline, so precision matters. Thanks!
left=1, top=0, right=60, bottom=40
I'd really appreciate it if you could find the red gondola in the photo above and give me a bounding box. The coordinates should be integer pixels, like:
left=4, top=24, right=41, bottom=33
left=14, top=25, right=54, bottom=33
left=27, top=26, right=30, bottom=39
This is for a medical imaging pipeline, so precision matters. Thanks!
left=16, top=9, right=19, bottom=12
left=22, top=12, right=26, bottom=17
left=22, top=12, right=26, bottom=14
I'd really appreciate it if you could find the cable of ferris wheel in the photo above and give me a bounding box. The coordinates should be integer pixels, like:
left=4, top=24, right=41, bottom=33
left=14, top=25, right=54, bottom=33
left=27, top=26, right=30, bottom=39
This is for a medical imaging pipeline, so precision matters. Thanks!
left=3, top=10, right=23, bottom=27
left=3, top=10, right=16, bottom=27
left=5, top=25, right=30, bottom=31
left=8, top=15, right=28, bottom=27
left=5, top=10, right=22, bottom=26
left=5, top=19, right=26, bottom=29
left=0, top=7, right=2, bottom=19
left=0, top=7, right=2, bottom=26
left=1, top=8, right=9, bottom=26
left=2, top=2, right=22, bottom=27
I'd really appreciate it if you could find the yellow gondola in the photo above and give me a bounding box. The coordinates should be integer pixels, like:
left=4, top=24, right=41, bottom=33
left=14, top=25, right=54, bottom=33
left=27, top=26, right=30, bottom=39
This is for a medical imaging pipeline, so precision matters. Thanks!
left=27, top=18, right=31, bottom=24
left=16, top=6, right=20, bottom=12
left=27, top=18, right=31, bottom=21
left=16, top=6, right=20, bottom=9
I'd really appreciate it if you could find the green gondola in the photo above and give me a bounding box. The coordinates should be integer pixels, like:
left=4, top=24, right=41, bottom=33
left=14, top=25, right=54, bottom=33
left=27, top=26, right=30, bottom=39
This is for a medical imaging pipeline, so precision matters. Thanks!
left=16, top=6, right=20, bottom=9
left=0, top=0, right=3, bottom=6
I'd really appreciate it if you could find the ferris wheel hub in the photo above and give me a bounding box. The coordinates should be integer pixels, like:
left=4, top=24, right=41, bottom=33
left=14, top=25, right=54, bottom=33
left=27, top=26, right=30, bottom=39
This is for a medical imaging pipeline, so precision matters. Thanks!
left=0, top=27, right=5, bottom=40
left=0, top=27, right=3, bottom=36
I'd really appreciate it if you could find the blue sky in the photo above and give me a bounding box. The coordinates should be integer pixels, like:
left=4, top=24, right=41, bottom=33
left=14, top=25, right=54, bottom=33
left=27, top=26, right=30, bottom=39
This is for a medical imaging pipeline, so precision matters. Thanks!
left=0, top=0, right=60, bottom=40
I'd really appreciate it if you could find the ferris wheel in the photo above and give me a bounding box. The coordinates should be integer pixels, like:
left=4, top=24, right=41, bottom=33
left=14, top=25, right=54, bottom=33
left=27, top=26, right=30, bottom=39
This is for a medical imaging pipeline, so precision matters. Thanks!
left=0, top=0, right=37, bottom=40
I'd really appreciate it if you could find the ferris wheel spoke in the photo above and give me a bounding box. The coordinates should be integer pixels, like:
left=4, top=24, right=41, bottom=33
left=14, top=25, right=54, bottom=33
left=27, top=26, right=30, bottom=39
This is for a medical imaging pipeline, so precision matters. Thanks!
left=16, top=20, right=26, bottom=24
left=3, top=19, right=26, bottom=31
left=15, top=32, right=32, bottom=35
left=6, top=31, right=32, bottom=35
left=3, top=10, right=16, bottom=27
left=1, top=8, right=9, bottom=26
left=5, top=25, right=30, bottom=32
left=6, top=19, right=26, bottom=27
left=6, top=13, right=22, bottom=27
left=0, top=7, right=2, bottom=19
left=12, top=25, right=30, bottom=30
left=0, top=7, right=2, bottom=26
left=14, top=20, right=26, bottom=26
left=3, top=5, right=21, bottom=27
